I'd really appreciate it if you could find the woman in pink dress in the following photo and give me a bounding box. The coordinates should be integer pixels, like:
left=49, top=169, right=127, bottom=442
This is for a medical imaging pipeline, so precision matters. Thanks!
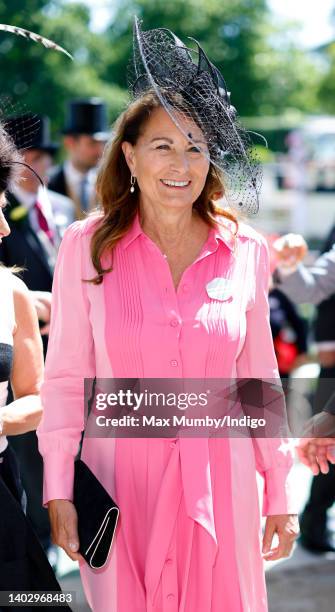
left=37, top=21, right=299, bottom=611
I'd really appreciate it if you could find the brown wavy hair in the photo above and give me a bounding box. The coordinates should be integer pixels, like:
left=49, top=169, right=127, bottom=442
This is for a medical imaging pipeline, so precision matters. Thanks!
left=89, top=90, right=238, bottom=285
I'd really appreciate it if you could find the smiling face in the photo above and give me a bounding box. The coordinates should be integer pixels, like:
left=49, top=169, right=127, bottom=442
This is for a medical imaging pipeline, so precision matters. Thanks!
left=121, top=106, right=210, bottom=212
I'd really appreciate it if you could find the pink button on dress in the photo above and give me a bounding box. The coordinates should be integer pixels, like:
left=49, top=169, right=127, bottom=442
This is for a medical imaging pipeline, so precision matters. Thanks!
left=37, top=212, right=298, bottom=612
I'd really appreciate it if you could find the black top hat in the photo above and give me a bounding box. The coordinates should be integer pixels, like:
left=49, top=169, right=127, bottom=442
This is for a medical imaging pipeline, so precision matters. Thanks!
left=62, top=98, right=109, bottom=140
left=4, top=113, right=59, bottom=155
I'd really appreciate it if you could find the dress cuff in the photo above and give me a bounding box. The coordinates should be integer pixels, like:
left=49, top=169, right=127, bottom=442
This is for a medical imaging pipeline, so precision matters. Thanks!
left=42, top=451, right=75, bottom=507
left=262, top=466, right=298, bottom=515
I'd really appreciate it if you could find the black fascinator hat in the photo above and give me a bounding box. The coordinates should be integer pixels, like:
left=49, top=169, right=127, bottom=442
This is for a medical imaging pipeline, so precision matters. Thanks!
left=0, top=118, right=44, bottom=190
left=0, top=123, right=23, bottom=193
left=129, top=17, right=262, bottom=214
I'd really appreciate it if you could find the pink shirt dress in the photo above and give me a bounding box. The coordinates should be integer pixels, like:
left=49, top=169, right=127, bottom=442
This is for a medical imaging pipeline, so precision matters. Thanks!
left=37, top=212, right=297, bottom=612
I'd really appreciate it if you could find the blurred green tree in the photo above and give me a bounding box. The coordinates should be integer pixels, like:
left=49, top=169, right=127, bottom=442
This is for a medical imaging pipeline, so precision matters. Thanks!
left=0, top=0, right=324, bottom=140
left=0, top=1, right=127, bottom=134
left=316, top=4, right=335, bottom=114
left=318, top=43, right=335, bottom=113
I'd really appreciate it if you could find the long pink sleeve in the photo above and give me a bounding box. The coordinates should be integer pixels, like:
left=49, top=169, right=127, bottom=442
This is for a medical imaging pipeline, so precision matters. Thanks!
left=37, top=221, right=95, bottom=505
left=236, top=235, right=297, bottom=516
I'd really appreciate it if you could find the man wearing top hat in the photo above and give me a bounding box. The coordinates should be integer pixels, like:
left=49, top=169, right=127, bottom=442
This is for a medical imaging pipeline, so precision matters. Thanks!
left=0, top=112, right=75, bottom=565
left=48, top=98, right=109, bottom=219
left=0, top=113, right=75, bottom=326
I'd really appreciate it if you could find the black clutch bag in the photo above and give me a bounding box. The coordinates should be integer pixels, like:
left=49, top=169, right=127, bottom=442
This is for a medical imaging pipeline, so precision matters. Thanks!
left=73, top=379, right=120, bottom=569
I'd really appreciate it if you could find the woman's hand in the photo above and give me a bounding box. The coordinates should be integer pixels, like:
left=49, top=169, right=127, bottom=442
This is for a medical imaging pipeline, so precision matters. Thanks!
left=296, top=411, right=335, bottom=475
left=297, top=437, right=335, bottom=475
left=262, top=514, right=299, bottom=561
left=48, top=499, right=84, bottom=562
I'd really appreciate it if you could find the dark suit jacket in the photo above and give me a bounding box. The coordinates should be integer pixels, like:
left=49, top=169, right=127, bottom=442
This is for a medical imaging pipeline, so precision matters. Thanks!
left=48, top=164, right=68, bottom=198
left=48, top=164, right=86, bottom=221
left=314, top=224, right=335, bottom=344
left=0, top=188, right=74, bottom=289
left=0, top=193, right=53, bottom=292
left=0, top=189, right=74, bottom=351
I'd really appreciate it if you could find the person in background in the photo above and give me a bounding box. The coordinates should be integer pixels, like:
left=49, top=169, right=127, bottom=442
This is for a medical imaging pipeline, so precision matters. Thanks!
left=0, top=112, right=74, bottom=565
left=264, top=233, right=308, bottom=379
left=313, top=224, right=335, bottom=393
left=48, top=98, right=109, bottom=219
left=269, top=287, right=308, bottom=379
left=273, top=228, right=335, bottom=552
left=273, top=234, right=335, bottom=477
left=0, top=122, right=66, bottom=593
left=0, top=113, right=75, bottom=340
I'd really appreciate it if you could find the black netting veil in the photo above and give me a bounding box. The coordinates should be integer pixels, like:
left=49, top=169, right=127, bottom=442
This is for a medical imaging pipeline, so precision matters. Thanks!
left=129, top=17, right=262, bottom=214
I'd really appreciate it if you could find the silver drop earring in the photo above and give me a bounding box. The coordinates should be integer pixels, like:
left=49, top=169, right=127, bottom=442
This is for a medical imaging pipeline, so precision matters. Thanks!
left=130, top=175, right=136, bottom=193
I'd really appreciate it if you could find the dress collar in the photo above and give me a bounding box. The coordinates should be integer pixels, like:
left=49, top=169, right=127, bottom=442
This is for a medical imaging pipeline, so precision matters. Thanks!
left=208, top=217, right=236, bottom=252
left=120, top=212, right=144, bottom=250
left=121, top=210, right=236, bottom=253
